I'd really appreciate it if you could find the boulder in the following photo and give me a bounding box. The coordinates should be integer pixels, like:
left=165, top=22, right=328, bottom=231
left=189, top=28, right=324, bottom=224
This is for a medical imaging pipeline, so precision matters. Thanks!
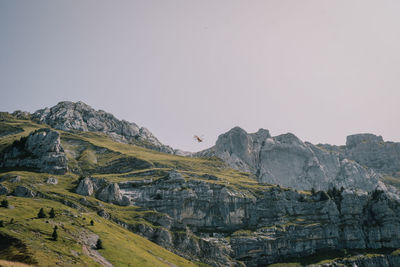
left=75, top=177, right=94, bottom=196
left=97, top=183, right=129, bottom=206
left=45, top=177, right=58, bottom=184
left=13, top=186, right=35, bottom=198
left=0, top=184, right=9, bottom=195
left=9, top=176, right=21, bottom=183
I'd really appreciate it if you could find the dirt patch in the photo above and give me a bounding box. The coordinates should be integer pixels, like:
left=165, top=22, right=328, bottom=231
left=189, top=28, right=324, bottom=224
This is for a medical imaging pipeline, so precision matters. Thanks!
left=80, top=230, right=113, bottom=267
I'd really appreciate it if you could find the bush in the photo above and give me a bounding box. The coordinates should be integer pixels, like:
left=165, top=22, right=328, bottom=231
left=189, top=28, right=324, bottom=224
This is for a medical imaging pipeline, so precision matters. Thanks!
left=1, top=199, right=8, bottom=208
left=49, top=208, right=55, bottom=218
left=0, top=220, right=4, bottom=227
left=90, top=220, right=94, bottom=226
left=9, top=218, right=14, bottom=224
left=96, top=238, right=103, bottom=249
left=37, top=208, right=46, bottom=218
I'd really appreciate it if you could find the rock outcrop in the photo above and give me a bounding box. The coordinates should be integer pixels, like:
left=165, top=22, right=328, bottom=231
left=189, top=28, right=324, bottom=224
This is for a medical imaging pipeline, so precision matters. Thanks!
left=198, top=127, right=381, bottom=191
left=0, top=184, right=9, bottom=195
left=116, top=171, right=400, bottom=266
left=75, top=177, right=130, bottom=206
left=13, top=186, right=35, bottom=198
left=32, top=101, right=175, bottom=154
left=0, top=128, right=68, bottom=174
left=320, top=133, right=400, bottom=175
left=45, top=177, right=58, bottom=184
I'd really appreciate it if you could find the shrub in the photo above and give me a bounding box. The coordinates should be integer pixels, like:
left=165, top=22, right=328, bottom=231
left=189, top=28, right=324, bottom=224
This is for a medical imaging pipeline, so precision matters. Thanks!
left=1, top=199, right=8, bottom=208
left=90, top=220, right=94, bottom=226
left=0, top=220, right=3, bottom=227
left=96, top=238, right=103, bottom=249
left=37, top=208, right=46, bottom=218
left=52, top=226, right=58, bottom=241
left=49, top=208, right=55, bottom=218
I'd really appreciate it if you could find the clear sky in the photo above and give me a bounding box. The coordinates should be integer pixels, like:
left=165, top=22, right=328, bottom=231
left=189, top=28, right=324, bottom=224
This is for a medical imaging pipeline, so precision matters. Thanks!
left=1, top=1, right=400, bottom=152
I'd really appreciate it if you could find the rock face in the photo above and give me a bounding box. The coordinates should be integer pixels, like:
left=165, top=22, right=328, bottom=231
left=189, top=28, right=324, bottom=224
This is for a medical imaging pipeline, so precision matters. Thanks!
left=0, top=128, right=68, bottom=174
left=320, top=133, right=400, bottom=175
left=75, top=177, right=130, bottom=206
left=198, top=127, right=381, bottom=191
left=32, top=101, right=175, bottom=154
left=116, top=171, right=400, bottom=266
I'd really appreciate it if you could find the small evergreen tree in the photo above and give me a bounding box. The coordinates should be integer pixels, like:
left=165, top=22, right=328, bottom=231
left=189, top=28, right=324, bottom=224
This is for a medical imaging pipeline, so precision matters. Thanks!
left=1, top=199, right=8, bottom=208
left=52, top=226, right=58, bottom=241
left=49, top=208, right=55, bottom=218
left=0, top=220, right=4, bottom=227
left=90, top=220, right=94, bottom=226
left=96, top=238, right=103, bottom=249
left=37, top=208, right=46, bottom=218
left=9, top=218, right=14, bottom=224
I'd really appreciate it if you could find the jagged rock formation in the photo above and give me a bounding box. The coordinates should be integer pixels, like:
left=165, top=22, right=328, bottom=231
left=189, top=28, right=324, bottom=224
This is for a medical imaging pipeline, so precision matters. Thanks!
left=115, top=171, right=400, bottom=266
left=320, top=133, right=400, bottom=175
left=0, top=128, right=68, bottom=174
left=31, top=101, right=175, bottom=154
left=198, top=127, right=382, bottom=191
left=75, top=177, right=129, bottom=206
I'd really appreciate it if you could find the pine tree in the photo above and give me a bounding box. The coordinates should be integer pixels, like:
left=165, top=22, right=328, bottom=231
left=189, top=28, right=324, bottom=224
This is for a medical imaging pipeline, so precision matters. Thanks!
left=52, top=226, right=58, bottom=241
left=1, top=199, right=8, bottom=208
left=49, top=208, right=55, bottom=218
left=37, top=208, right=46, bottom=218
left=96, top=238, right=103, bottom=249
left=90, top=220, right=94, bottom=226
left=0, top=220, right=4, bottom=227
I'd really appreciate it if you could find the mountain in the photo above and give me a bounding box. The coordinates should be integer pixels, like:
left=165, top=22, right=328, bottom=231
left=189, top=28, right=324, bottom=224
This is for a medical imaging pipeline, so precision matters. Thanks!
left=319, top=133, right=400, bottom=176
left=1, top=104, right=400, bottom=267
left=197, top=127, right=391, bottom=193
left=29, top=101, right=176, bottom=154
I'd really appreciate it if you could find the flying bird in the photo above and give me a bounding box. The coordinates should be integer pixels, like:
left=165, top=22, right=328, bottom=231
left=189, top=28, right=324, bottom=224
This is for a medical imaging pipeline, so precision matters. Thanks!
left=194, top=135, right=204, bottom=143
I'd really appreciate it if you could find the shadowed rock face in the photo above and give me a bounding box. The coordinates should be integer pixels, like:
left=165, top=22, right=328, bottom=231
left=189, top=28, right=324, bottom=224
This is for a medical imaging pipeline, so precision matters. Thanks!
left=0, top=128, right=68, bottom=174
left=32, top=101, right=175, bottom=154
left=198, top=127, right=381, bottom=191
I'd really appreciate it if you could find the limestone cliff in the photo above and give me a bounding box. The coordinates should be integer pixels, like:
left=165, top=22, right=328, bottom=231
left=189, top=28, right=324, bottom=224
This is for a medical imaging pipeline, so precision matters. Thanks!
left=0, top=128, right=68, bottom=174
left=198, top=127, right=383, bottom=191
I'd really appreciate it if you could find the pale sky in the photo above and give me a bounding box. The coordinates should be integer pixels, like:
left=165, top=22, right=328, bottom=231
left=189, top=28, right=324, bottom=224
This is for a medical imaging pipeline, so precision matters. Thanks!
left=1, top=1, right=400, bottom=152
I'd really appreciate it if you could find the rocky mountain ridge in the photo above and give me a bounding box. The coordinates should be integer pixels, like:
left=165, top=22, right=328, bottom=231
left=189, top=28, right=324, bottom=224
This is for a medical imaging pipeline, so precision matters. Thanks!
left=197, top=127, right=391, bottom=193
left=319, top=133, right=400, bottom=175
left=29, top=101, right=176, bottom=154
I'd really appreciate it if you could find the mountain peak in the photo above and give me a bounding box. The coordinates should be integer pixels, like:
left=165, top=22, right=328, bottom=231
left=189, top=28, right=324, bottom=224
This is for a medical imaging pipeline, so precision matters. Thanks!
left=31, top=101, right=174, bottom=153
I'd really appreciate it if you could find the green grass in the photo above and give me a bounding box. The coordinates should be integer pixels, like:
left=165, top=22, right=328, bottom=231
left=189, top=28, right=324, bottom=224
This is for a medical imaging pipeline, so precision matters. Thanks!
left=0, top=197, right=196, bottom=267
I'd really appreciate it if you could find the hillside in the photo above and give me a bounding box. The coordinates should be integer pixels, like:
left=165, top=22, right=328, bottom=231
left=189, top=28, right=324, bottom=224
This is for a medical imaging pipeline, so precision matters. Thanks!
left=1, top=104, right=400, bottom=267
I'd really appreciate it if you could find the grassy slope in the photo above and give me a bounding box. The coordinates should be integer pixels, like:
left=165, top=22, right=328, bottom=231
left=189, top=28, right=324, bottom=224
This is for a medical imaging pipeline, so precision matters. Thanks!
left=0, top=118, right=204, bottom=266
